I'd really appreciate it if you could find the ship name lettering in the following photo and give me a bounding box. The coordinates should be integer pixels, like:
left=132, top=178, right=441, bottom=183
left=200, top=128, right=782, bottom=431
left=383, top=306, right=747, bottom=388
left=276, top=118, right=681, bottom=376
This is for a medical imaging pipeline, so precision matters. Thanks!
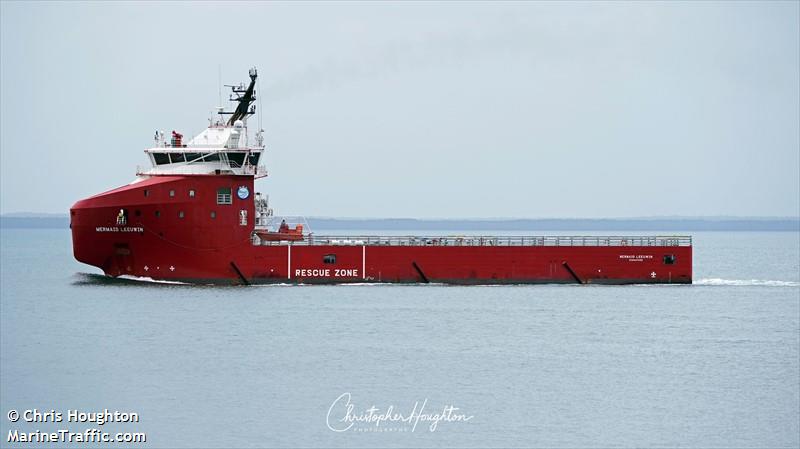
left=95, top=226, right=144, bottom=233
left=619, top=254, right=653, bottom=261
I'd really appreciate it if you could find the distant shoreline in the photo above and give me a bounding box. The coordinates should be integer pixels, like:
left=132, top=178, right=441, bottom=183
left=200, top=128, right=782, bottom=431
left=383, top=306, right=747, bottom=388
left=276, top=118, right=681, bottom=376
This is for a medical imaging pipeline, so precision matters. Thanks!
left=2, top=215, right=798, bottom=231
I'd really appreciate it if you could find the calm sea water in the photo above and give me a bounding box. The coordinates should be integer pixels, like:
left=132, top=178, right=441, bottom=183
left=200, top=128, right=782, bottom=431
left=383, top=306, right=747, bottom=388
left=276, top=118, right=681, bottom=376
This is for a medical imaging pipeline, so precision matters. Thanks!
left=1, top=228, right=798, bottom=448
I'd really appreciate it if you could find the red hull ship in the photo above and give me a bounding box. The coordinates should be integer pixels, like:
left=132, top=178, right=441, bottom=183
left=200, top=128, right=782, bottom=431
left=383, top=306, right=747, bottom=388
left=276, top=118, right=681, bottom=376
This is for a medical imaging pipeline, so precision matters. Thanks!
left=71, top=69, right=692, bottom=285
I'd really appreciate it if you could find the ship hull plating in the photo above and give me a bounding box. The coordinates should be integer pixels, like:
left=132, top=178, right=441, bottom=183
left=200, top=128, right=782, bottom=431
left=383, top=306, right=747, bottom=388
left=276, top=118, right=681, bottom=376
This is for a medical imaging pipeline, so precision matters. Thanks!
left=71, top=176, right=692, bottom=285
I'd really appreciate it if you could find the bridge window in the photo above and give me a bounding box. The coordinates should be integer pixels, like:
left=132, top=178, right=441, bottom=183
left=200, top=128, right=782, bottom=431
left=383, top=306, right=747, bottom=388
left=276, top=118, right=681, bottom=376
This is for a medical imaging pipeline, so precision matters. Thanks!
left=216, top=188, right=232, bottom=205
left=227, top=153, right=245, bottom=167
left=185, top=153, right=202, bottom=163
left=663, top=255, right=676, bottom=265
left=323, top=254, right=336, bottom=264
left=153, top=153, right=170, bottom=165
left=169, top=153, right=186, bottom=163
left=203, top=153, right=220, bottom=162
left=248, top=153, right=261, bottom=166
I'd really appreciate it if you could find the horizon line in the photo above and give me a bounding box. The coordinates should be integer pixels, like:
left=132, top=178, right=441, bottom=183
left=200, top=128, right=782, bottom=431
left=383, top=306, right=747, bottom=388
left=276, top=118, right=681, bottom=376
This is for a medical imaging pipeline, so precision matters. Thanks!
left=2, top=213, right=799, bottom=221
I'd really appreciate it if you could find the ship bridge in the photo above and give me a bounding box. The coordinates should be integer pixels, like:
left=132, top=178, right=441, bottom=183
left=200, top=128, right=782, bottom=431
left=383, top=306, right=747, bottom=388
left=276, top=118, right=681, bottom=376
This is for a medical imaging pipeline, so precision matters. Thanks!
left=137, top=67, right=267, bottom=178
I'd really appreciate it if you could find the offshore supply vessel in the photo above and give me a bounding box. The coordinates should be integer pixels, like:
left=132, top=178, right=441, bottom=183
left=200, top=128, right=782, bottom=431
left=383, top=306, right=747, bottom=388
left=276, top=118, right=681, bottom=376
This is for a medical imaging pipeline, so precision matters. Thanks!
left=70, top=68, right=692, bottom=285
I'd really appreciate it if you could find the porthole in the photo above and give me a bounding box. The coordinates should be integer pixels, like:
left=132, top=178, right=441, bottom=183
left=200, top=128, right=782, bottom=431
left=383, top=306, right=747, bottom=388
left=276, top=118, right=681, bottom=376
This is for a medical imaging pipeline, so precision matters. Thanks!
left=323, top=254, right=336, bottom=264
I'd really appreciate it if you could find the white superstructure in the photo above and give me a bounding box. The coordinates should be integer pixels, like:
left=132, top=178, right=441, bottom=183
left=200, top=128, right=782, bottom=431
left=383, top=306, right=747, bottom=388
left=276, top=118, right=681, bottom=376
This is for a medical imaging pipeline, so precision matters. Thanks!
left=137, top=68, right=266, bottom=178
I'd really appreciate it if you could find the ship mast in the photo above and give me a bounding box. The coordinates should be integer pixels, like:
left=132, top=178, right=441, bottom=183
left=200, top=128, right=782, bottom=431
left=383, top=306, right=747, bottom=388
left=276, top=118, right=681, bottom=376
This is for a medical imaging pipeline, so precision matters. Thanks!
left=221, top=67, right=258, bottom=126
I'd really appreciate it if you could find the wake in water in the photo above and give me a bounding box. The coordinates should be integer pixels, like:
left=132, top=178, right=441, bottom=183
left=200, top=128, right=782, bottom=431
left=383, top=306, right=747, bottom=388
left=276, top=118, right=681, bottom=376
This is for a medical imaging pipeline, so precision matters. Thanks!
left=72, top=272, right=191, bottom=287
left=695, top=278, right=800, bottom=287
left=117, top=275, right=188, bottom=285
left=72, top=273, right=799, bottom=287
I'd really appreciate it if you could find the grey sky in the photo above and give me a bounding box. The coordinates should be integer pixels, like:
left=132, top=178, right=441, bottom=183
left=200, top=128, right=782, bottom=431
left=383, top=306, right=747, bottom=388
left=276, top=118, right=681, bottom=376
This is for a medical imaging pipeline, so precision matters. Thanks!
left=1, top=1, right=798, bottom=218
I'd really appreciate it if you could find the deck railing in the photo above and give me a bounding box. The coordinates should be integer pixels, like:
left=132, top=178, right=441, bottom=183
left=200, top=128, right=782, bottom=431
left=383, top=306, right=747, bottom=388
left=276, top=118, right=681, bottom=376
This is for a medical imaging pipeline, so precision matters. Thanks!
left=241, top=165, right=268, bottom=177
left=135, top=164, right=267, bottom=177
left=255, top=235, right=692, bottom=247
